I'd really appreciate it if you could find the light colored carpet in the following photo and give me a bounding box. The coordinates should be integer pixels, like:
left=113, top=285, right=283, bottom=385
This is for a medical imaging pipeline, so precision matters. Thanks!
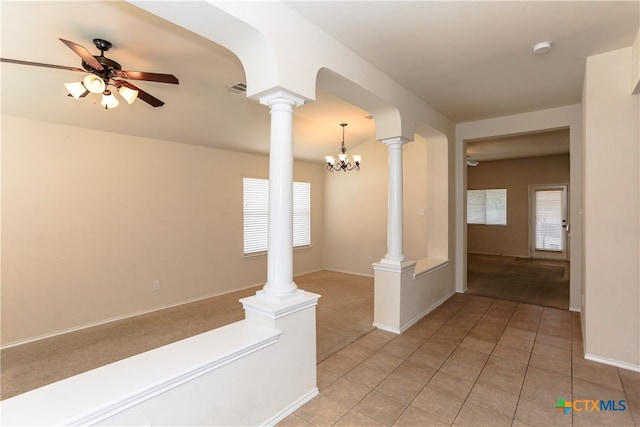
left=1, top=270, right=374, bottom=400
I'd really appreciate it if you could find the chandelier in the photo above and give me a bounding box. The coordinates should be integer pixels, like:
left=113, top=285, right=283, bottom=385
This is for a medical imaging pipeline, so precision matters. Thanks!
left=324, top=123, right=361, bottom=172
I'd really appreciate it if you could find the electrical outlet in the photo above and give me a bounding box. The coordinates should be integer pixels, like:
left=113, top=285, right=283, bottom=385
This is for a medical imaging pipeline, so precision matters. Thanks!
left=152, top=280, right=160, bottom=291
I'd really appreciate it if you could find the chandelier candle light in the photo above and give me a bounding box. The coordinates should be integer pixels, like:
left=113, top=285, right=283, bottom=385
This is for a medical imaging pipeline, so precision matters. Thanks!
left=325, top=123, right=361, bottom=172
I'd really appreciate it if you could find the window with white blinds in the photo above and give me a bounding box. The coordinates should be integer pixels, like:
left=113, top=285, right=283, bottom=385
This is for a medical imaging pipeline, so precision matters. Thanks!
left=243, top=178, right=310, bottom=255
left=535, top=190, right=563, bottom=251
left=467, top=189, right=507, bottom=225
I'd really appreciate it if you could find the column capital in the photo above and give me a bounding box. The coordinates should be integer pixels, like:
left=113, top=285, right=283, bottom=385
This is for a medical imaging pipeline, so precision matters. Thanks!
left=381, top=136, right=411, bottom=147
left=258, top=88, right=306, bottom=108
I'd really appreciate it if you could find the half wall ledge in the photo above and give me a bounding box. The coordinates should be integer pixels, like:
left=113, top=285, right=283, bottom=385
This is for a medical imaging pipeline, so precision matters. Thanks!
left=1, top=321, right=281, bottom=426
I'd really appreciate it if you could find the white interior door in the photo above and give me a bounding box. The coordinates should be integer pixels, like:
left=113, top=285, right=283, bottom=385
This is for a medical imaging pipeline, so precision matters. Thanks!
left=530, top=185, right=568, bottom=260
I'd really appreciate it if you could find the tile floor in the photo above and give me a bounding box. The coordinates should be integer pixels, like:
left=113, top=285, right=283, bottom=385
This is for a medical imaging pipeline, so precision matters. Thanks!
left=279, top=294, right=640, bottom=426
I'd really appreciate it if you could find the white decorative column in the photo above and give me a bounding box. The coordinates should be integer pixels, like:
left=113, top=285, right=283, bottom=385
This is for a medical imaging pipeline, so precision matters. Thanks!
left=373, top=136, right=416, bottom=333
left=258, top=89, right=306, bottom=303
left=382, top=137, right=409, bottom=264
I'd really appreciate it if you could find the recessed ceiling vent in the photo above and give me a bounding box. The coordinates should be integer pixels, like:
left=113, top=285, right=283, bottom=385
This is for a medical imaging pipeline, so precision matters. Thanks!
left=227, top=81, right=247, bottom=94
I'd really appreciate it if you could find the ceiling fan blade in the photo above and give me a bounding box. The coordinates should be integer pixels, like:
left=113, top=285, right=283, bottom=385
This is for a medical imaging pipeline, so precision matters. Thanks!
left=117, top=80, right=165, bottom=107
left=1, top=57, right=85, bottom=72
left=115, top=69, right=179, bottom=84
left=67, top=90, right=90, bottom=98
left=59, top=38, right=103, bottom=71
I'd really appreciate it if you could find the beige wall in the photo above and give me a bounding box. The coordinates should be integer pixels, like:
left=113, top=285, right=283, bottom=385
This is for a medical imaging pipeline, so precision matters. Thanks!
left=1, top=116, right=324, bottom=345
left=467, top=154, right=570, bottom=258
left=583, top=46, right=639, bottom=368
left=322, top=133, right=448, bottom=276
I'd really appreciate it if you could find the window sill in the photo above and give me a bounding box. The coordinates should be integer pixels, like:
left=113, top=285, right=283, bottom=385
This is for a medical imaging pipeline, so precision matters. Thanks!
left=243, top=245, right=312, bottom=260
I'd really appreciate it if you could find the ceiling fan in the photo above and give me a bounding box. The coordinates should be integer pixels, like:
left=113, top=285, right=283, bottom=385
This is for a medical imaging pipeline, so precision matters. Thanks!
left=0, top=38, right=179, bottom=108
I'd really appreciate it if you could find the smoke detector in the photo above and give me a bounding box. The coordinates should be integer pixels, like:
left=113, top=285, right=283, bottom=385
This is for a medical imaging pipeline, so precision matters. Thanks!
left=532, top=41, right=552, bottom=55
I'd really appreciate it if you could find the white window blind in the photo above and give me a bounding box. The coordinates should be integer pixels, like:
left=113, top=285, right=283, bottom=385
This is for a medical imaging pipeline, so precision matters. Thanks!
left=467, top=189, right=507, bottom=225
left=243, top=178, right=311, bottom=255
left=535, top=190, right=563, bottom=251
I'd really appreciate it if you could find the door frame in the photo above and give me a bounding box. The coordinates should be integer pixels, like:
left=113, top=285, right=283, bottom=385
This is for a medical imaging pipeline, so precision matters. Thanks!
left=529, top=183, right=569, bottom=260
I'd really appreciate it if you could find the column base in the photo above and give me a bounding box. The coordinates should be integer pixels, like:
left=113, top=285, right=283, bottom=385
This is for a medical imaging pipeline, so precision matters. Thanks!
left=241, top=290, right=321, bottom=329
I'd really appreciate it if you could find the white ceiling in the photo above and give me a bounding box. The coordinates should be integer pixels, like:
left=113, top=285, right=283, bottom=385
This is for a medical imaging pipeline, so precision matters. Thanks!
left=1, top=1, right=638, bottom=163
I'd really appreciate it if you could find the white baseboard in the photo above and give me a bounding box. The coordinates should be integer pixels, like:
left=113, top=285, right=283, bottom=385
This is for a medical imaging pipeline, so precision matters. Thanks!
left=263, top=388, right=319, bottom=426
left=399, top=290, right=457, bottom=333
left=372, top=323, right=401, bottom=334
left=1, top=283, right=266, bottom=350
left=569, top=306, right=581, bottom=312
left=324, top=268, right=374, bottom=278
left=373, top=290, right=457, bottom=335
left=584, top=353, right=640, bottom=373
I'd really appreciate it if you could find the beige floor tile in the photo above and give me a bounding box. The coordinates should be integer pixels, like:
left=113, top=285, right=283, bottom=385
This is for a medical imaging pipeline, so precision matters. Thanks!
left=375, top=373, right=425, bottom=405
left=507, top=319, right=540, bottom=333
left=344, top=362, right=390, bottom=389
left=497, top=334, right=535, bottom=353
left=467, top=324, right=503, bottom=341
left=535, top=332, right=571, bottom=350
left=529, top=344, right=572, bottom=376
left=392, top=359, right=436, bottom=385
left=411, top=384, right=464, bottom=423
left=356, top=329, right=397, bottom=351
left=477, top=356, right=527, bottom=395
left=393, top=405, right=451, bottom=427
left=439, top=347, right=489, bottom=380
left=317, top=366, right=341, bottom=391
left=377, top=340, right=419, bottom=360
left=318, top=353, right=361, bottom=376
left=466, top=382, right=519, bottom=418
left=459, top=335, right=496, bottom=354
left=480, top=314, right=511, bottom=328
left=294, top=394, right=350, bottom=426
left=453, top=401, right=513, bottom=426
left=521, top=365, right=572, bottom=406
left=537, top=323, right=571, bottom=340
left=322, top=377, right=373, bottom=408
left=363, top=352, right=405, bottom=374
left=619, top=368, right=640, bottom=416
left=502, top=327, right=536, bottom=344
left=391, top=330, right=428, bottom=350
left=572, top=357, right=624, bottom=391
left=334, top=409, right=386, bottom=427
left=407, top=348, right=449, bottom=370
left=513, top=396, right=571, bottom=427
left=428, top=370, right=475, bottom=400
left=491, top=343, right=531, bottom=365
left=276, top=412, right=314, bottom=426
left=337, top=342, right=376, bottom=362
left=572, top=377, right=627, bottom=402
left=353, top=390, right=406, bottom=426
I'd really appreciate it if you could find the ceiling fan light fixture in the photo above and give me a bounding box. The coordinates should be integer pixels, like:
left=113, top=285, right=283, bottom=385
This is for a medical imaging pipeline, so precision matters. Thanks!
left=83, top=74, right=106, bottom=94
left=118, top=85, right=138, bottom=104
left=64, top=81, right=87, bottom=99
left=101, top=89, right=119, bottom=109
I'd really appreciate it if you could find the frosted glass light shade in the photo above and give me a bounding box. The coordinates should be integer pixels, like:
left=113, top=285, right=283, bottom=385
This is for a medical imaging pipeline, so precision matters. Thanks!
left=325, top=156, right=335, bottom=165
left=101, top=90, right=119, bottom=109
left=118, top=86, right=138, bottom=104
left=83, top=74, right=105, bottom=94
left=64, top=82, right=86, bottom=99
left=352, top=155, right=362, bottom=164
